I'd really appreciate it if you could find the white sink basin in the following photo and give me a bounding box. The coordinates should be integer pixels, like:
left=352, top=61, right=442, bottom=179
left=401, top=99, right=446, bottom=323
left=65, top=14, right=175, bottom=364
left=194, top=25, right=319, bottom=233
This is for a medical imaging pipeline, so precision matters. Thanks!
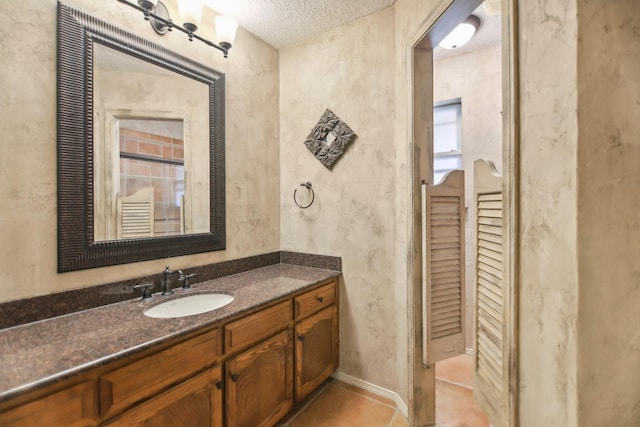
left=144, top=293, right=234, bottom=318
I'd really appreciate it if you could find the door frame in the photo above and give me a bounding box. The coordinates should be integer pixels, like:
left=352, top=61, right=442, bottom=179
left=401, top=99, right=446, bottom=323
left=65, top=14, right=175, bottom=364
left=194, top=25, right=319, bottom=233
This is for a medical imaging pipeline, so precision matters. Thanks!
left=405, top=0, right=519, bottom=425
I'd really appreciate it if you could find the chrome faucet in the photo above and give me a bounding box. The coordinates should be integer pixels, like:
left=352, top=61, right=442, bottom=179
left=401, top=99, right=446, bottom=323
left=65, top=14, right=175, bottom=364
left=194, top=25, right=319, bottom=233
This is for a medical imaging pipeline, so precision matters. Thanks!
left=179, top=271, right=198, bottom=289
left=161, top=266, right=180, bottom=295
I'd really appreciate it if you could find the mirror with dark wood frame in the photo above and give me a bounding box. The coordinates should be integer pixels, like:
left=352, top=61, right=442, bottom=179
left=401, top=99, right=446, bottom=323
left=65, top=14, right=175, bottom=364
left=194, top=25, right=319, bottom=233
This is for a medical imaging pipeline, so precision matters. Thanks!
left=57, top=2, right=226, bottom=272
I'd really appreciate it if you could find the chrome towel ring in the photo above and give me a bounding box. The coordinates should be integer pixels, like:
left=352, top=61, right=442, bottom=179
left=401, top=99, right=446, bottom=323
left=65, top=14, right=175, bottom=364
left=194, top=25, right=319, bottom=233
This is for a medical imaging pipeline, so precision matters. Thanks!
left=294, top=182, right=315, bottom=208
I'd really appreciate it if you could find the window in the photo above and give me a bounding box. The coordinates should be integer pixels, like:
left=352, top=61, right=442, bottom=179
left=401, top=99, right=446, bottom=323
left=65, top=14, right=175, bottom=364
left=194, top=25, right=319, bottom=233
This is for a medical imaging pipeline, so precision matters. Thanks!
left=93, top=112, right=198, bottom=242
left=433, top=99, right=462, bottom=183
left=118, top=119, right=186, bottom=237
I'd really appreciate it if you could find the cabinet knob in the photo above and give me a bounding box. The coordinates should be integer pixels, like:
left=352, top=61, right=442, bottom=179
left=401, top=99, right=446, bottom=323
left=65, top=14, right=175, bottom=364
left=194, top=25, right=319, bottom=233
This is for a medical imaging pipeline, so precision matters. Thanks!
left=231, top=373, right=240, bottom=382
left=317, top=296, right=324, bottom=302
left=215, top=381, right=224, bottom=390
left=298, top=335, right=305, bottom=342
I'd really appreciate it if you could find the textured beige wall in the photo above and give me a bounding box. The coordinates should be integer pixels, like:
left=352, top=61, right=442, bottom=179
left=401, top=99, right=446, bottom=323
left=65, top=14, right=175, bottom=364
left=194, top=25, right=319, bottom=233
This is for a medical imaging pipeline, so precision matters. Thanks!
left=519, top=0, right=578, bottom=427
left=577, top=0, right=640, bottom=425
left=279, top=8, right=401, bottom=394
left=433, top=44, right=503, bottom=349
left=518, top=1, right=580, bottom=425
left=0, top=0, right=280, bottom=302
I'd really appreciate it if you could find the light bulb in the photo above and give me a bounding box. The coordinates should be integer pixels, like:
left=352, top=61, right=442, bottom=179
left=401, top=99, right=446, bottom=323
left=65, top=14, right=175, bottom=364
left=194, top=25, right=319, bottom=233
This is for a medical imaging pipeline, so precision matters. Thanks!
left=215, top=15, right=238, bottom=50
left=178, top=0, right=204, bottom=32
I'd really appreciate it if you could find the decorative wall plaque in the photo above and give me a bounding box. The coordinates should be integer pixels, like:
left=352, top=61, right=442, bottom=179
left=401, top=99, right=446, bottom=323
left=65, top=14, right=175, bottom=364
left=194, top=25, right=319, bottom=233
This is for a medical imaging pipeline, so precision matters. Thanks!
left=304, top=109, right=357, bottom=170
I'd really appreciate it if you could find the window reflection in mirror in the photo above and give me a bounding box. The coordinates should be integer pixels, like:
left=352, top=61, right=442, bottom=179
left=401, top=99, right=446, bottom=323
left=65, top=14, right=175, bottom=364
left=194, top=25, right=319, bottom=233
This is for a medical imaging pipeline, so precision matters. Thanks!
left=118, top=118, right=185, bottom=239
left=93, top=43, right=210, bottom=242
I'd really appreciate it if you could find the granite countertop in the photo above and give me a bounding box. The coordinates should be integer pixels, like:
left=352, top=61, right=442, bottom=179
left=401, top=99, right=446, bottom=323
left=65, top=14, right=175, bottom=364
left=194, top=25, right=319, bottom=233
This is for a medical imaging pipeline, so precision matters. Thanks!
left=0, top=263, right=340, bottom=405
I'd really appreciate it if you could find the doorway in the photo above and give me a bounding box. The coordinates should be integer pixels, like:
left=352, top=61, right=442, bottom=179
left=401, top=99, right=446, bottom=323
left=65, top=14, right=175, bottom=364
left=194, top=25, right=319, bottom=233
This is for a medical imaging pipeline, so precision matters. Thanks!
left=407, top=0, right=519, bottom=426
left=432, top=3, right=501, bottom=426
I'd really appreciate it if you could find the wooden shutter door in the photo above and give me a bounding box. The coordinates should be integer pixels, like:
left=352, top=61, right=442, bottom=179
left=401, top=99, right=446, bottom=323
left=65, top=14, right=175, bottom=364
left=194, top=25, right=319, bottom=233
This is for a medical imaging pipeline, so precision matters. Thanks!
left=422, top=170, right=466, bottom=365
left=117, top=186, right=155, bottom=239
left=473, top=159, right=511, bottom=426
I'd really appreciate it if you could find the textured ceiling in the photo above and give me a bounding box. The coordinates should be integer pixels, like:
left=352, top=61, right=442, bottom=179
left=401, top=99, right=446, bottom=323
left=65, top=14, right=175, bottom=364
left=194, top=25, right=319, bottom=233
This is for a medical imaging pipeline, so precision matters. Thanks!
left=202, top=1, right=500, bottom=55
left=204, top=0, right=396, bottom=49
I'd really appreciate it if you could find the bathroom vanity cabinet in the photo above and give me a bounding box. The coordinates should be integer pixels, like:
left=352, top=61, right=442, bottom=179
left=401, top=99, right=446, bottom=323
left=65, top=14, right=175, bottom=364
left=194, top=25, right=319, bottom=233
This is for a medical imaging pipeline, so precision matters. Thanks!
left=0, top=279, right=339, bottom=427
left=294, top=282, right=339, bottom=401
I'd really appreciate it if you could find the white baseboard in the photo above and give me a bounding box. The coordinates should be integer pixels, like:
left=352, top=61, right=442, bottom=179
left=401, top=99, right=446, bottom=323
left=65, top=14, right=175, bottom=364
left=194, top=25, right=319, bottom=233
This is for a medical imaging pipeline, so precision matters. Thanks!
left=331, top=371, right=408, bottom=417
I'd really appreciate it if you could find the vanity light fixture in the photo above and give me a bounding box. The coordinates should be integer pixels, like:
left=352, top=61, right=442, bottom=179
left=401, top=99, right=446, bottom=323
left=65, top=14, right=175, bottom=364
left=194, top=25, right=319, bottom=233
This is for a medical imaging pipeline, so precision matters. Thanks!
left=117, top=0, right=238, bottom=58
left=439, top=15, right=480, bottom=50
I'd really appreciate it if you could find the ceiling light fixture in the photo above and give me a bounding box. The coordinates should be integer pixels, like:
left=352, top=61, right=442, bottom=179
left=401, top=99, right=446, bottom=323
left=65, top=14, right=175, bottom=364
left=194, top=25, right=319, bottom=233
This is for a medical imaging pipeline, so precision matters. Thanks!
left=439, top=15, right=480, bottom=50
left=117, top=0, right=238, bottom=58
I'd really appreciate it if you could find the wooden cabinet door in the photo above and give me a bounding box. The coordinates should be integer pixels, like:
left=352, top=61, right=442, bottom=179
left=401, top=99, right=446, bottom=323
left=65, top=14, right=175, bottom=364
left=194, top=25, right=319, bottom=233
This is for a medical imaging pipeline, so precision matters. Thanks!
left=226, top=329, right=293, bottom=427
left=102, top=366, right=223, bottom=427
left=295, top=305, right=339, bottom=401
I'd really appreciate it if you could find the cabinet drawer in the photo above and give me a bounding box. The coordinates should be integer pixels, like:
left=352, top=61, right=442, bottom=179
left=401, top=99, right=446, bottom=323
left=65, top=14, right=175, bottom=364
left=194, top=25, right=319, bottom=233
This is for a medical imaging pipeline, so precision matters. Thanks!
left=224, top=300, right=292, bottom=355
left=99, top=328, right=221, bottom=418
left=103, top=366, right=223, bottom=427
left=295, top=282, right=337, bottom=320
left=0, top=381, right=95, bottom=427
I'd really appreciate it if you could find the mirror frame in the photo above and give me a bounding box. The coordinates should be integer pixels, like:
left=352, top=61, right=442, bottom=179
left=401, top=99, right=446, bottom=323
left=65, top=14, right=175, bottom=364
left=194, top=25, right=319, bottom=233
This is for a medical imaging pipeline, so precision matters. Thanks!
left=57, top=2, right=226, bottom=272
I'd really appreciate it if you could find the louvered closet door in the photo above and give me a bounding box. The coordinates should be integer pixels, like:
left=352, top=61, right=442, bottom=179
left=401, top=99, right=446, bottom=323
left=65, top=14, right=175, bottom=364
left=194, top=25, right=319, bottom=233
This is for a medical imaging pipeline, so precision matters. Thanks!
left=422, top=170, right=465, bottom=365
left=473, top=159, right=508, bottom=426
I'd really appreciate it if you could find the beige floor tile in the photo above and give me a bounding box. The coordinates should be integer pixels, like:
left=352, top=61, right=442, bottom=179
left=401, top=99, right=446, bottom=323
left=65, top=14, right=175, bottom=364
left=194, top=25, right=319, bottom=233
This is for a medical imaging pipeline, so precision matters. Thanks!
left=289, top=384, right=395, bottom=427
left=275, top=382, right=330, bottom=426
left=436, top=378, right=490, bottom=427
left=330, top=379, right=396, bottom=407
left=279, top=353, right=488, bottom=427
left=389, top=411, right=410, bottom=427
left=436, top=354, right=474, bottom=388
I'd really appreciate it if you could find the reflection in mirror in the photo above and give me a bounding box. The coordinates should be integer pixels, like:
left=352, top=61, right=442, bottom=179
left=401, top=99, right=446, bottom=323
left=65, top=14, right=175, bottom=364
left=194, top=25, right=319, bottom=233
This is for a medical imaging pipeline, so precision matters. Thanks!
left=57, top=2, right=226, bottom=272
left=118, top=119, right=185, bottom=239
left=93, top=43, right=210, bottom=241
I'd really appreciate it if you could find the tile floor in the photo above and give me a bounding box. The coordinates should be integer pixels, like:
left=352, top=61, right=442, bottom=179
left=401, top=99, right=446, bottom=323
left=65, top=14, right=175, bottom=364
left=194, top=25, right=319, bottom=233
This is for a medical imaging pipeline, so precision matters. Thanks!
left=276, top=354, right=489, bottom=427
left=275, top=379, right=408, bottom=427
left=435, top=354, right=490, bottom=427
